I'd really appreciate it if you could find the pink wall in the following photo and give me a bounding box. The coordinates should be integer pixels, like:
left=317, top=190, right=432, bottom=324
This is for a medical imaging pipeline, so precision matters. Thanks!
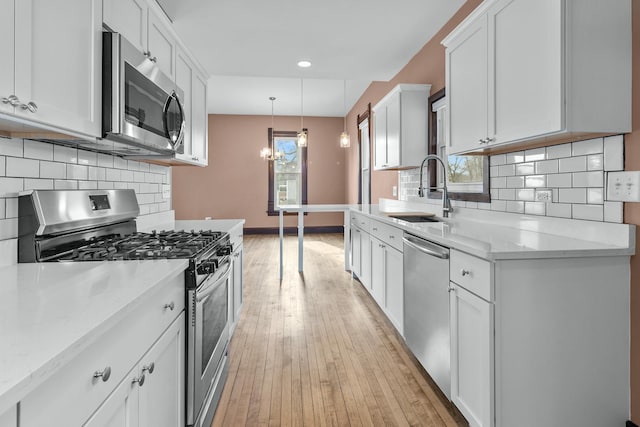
left=173, top=114, right=346, bottom=228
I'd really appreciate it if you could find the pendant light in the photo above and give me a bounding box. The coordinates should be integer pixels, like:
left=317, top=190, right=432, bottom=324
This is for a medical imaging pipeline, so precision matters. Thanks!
left=260, top=97, right=283, bottom=161
left=339, top=80, right=351, bottom=148
left=297, top=78, right=308, bottom=147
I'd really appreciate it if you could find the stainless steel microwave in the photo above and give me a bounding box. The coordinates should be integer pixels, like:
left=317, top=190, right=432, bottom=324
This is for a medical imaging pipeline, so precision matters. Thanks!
left=102, top=32, right=185, bottom=156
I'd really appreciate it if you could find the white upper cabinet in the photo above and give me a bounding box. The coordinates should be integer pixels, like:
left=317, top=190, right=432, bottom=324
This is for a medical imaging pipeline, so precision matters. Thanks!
left=103, top=0, right=176, bottom=80
left=373, top=84, right=431, bottom=170
left=190, top=72, right=208, bottom=165
left=0, top=0, right=102, bottom=137
left=443, top=0, right=631, bottom=155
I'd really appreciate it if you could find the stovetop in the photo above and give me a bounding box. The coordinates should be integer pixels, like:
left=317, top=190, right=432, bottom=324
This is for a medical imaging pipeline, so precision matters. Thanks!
left=46, top=230, right=230, bottom=262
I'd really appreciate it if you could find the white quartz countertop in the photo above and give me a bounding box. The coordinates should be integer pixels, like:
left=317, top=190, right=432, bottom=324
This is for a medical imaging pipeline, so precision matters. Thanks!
left=352, top=204, right=635, bottom=260
left=0, top=259, right=188, bottom=414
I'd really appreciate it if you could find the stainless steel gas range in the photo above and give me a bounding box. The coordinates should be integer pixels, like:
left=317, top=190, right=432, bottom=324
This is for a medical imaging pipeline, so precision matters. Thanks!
left=18, top=189, right=230, bottom=427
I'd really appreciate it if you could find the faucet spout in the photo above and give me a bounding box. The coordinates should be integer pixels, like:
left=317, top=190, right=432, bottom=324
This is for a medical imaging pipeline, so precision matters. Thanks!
left=418, top=155, right=453, bottom=218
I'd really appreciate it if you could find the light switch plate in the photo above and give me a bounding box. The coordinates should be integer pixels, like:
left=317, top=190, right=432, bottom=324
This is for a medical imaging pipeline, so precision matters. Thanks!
left=606, top=171, right=640, bottom=201
left=392, top=186, right=398, bottom=197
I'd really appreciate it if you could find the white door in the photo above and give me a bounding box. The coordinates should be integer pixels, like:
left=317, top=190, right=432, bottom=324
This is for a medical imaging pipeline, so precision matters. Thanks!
left=103, top=0, right=147, bottom=52
left=450, top=283, right=494, bottom=427
left=147, top=11, right=175, bottom=80
left=373, top=107, right=387, bottom=169
left=191, top=73, right=208, bottom=164
left=138, top=314, right=185, bottom=427
left=385, top=91, right=401, bottom=168
left=447, top=14, right=488, bottom=153
left=489, top=0, right=563, bottom=144
left=175, top=50, right=193, bottom=157
left=0, top=0, right=15, bottom=115
left=15, top=0, right=102, bottom=136
left=83, top=369, right=139, bottom=427
left=384, top=245, right=403, bottom=335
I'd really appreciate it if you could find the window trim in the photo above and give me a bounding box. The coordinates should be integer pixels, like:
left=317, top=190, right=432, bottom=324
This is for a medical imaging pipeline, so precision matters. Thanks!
left=267, top=128, right=308, bottom=216
left=427, top=88, right=491, bottom=203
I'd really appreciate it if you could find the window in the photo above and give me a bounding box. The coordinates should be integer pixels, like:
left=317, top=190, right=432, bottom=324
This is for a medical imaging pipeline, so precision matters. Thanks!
left=428, top=89, right=490, bottom=202
left=267, top=128, right=308, bottom=215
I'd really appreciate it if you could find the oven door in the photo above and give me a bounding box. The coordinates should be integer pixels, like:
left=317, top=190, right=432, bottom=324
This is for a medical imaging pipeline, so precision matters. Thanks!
left=188, top=259, right=231, bottom=425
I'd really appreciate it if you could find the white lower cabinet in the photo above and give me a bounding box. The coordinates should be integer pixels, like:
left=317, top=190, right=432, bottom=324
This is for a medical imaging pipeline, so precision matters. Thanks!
left=370, top=236, right=385, bottom=307
left=0, top=405, right=16, bottom=427
left=449, top=282, right=493, bottom=427
left=350, top=225, right=362, bottom=278
left=383, top=244, right=403, bottom=335
left=20, top=274, right=185, bottom=427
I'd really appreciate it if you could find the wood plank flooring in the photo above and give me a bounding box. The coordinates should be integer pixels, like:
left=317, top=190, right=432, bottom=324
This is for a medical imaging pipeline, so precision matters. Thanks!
left=212, top=234, right=468, bottom=427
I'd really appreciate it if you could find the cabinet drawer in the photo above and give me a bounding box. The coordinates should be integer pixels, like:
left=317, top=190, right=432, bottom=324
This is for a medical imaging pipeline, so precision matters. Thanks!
left=370, top=220, right=403, bottom=252
left=350, top=212, right=370, bottom=232
left=450, top=250, right=493, bottom=301
left=20, top=273, right=185, bottom=427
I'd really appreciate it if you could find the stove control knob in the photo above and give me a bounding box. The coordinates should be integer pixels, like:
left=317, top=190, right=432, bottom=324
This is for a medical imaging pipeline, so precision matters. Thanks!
left=217, top=245, right=232, bottom=256
left=197, top=260, right=218, bottom=275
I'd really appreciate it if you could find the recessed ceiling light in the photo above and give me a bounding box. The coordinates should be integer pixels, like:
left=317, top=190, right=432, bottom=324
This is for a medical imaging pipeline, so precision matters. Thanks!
left=297, top=60, right=312, bottom=68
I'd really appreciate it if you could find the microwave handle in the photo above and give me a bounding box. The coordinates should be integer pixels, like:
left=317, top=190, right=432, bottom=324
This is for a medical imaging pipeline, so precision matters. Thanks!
left=163, top=90, right=185, bottom=151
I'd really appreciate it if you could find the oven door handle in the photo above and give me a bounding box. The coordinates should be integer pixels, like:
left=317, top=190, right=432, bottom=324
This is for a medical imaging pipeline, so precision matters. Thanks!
left=196, top=261, right=231, bottom=302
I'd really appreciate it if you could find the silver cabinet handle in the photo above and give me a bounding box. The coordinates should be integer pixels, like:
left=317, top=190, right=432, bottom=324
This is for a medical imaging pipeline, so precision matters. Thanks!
left=460, top=269, right=471, bottom=276
left=143, top=51, right=157, bottom=63
left=2, top=95, right=20, bottom=106
left=20, top=101, right=37, bottom=113
left=164, top=302, right=175, bottom=311
left=486, top=137, right=495, bottom=143
left=132, top=373, right=145, bottom=386
left=448, top=286, right=455, bottom=293
left=478, top=138, right=486, bottom=144
left=93, top=366, right=111, bottom=382
left=389, top=235, right=395, bottom=239
left=142, top=362, right=155, bottom=374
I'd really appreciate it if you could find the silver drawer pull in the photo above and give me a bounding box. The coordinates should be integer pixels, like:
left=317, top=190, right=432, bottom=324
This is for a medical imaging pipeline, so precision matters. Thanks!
left=132, top=373, right=146, bottom=386
left=448, top=287, right=455, bottom=293
left=93, top=366, right=111, bottom=382
left=372, top=227, right=378, bottom=231
left=164, top=302, right=175, bottom=311
left=1, top=95, right=20, bottom=106
left=460, top=269, right=471, bottom=277
left=389, top=235, right=395, bottom=239
left=20, top=101, right=37, bottom=113
left=142, top=362, right=155, bottom=374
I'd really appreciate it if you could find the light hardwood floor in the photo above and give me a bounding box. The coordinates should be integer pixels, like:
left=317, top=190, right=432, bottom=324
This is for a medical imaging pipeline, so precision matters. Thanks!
left=212, top=233, right=468, bottom=427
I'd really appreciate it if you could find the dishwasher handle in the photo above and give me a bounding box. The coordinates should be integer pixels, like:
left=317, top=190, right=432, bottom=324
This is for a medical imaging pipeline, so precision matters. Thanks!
left=403, top=235, right=449, bottom=259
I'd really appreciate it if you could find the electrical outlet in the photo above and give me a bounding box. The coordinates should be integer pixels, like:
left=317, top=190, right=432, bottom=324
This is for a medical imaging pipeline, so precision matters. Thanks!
left=392, top=186, right=398, bottom=197
left=607, top=171, right=640, bottom=201
left=535, top=189, right=553, bottom=202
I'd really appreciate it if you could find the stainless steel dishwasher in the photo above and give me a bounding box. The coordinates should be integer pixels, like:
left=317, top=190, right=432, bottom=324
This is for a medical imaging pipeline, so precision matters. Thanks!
left=403, top=232, right=451, bottom=399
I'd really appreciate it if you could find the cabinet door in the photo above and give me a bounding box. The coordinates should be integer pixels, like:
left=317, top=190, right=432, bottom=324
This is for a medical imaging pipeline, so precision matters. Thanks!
left=103, top=0, right=147, bottom=52
left=370, top=237, right=385, bottom=307
left=447, top=14, right=488, bottom=154
left=147, top=11, right=175, bottom=80
left=0, top=0, right=14, bottom=115
left=373, top=107, right=387, bottom=169
left=138, top=314, right=185, bottom=427
left=385, top=92, right=401, bottom=168
left=175, top=49, right=193, bottom=157
left=489, top=0, right=562, bottom=145
left=450, top=283, right=494, bottom=427
left=191, top=72, right=208, bottom=165
left=83, top=368, right=139, bottom=427
left=351, top=226, right=362, bottom=277
left=231, top=246, right=243, bottom=332
left=0, top=405, right=16, bottom=427
left=384, top=245, right=403, bottom=335
left=15, top=0, right=102, bottom=136
left=360, top=231, right=371, bottom=291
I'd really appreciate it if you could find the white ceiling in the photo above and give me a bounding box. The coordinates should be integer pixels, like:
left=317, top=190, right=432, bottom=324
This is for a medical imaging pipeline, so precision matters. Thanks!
left=156, top=0, right=464, bottom=117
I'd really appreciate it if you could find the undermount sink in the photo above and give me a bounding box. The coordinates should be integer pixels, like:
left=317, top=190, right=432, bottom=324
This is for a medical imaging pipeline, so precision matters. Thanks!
left=389, top=215, right=441, bottom=223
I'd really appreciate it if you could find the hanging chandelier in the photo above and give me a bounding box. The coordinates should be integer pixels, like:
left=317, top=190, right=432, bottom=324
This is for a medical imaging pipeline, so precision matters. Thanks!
left=297, top=78, right=308, bottom=147
left=339, top=79, right=350, bottom=148
left=260, top=96, right=284, bottom=161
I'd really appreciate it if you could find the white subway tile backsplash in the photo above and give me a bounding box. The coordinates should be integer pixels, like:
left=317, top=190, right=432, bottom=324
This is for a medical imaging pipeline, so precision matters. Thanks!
left=24, top=140, right=53, bottom=161
left=491, top=199, right=507, bottom=211
left=558, top=156, right=587, bottom=173
left=114, top=182, right=128, bottom=189
left=547, top=173, right=572, bottom=188
left=547, top=203, right=572, bottom=219
left=114, top=157, right=128, bottom=170
left=78, top=150, right=97, bottom=166
left=106, top=168, right=121, bottom=182
left=97, top=153, right=114, bottom=168
left=525, top=175, right=546, bottom=188
left=572, top=138, right=603, bottom=156
left=525, top=201, right=545, bottom=215
left=546, top=143, right=571, bottom=159
left=98, top=181, right=114, bottom=190
left=604, top=135, right=624, bottom=171
left=559, top=188, right=587, bottom=204
left=54, top=180, right=78, bottom=190
left=78, top=180, right=98, bottom=190
left=88, top=166, right=106, bottom=181
left=121, top=170, right=134, bottom=182
left=6, top=157, right=39, bottom=178
left=127, top=160, right=140, bottom=171
left=0, top=199, right=4, bottom=219
left=0, top=178, right=24, bottom=197
left=535, top=159, right=559, bottom=175
left=517, top=189, right=535, bottom=201
left=506, top=151, right=524, bottom=164
left=53, top=145, right=78, bottom=164
left=525, top=148, right=546, bottom=162
left=67, top=164, right=88, bottom=180
left=587, top=188, right=604, bottom=204
left=572, top=171, right=603, bottom=188
left=0, top=218, right=18, bottom=240
left=40, top=161, right=66, bottom=179
left=515, top=163, right=534, bottom=176
left=24, top=178, right=54, bottom=190
left=572, top=204, right=603, bottom=221
left=490, top=154, right=506, bottom=166
left=587, top=154, right=603, bottom=171
left=0, top=156, right=5, bottom=176
left=138, top=162, right=150, bottom=172
left=5, top=198, right=17, bottom=218
left=0, top=139, right=23, bottom=157
left=134, top=171, right=146, bottom=182
left=498, top=188, right=516, bottom=200
left=604, top=201, right=623, bottom=223
left=506, top=200, right=525, bottom=213
left=506, top=176, right=525, bottom=188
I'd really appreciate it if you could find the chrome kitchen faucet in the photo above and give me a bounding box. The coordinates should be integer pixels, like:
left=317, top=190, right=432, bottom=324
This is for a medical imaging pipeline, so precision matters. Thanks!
left=418, top=155, right=453, bottom=218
